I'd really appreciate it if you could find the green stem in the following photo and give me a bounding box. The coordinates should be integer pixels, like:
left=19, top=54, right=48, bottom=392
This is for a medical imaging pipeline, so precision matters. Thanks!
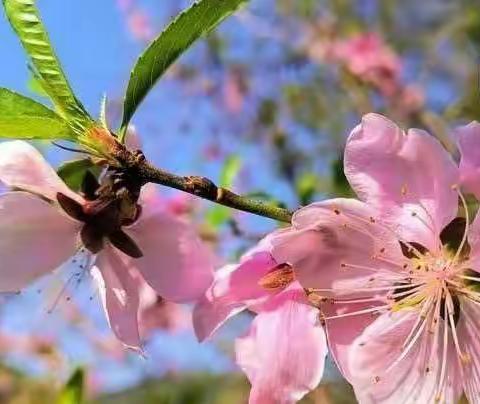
left=136, top=160, right=293, bottom=223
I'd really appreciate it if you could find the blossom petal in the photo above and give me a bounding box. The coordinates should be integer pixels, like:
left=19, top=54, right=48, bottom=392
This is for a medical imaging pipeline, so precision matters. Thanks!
left=323, top=303, right=379, bottom=382
left=235, top=289, right=327, bottom=404
left=344, top=114, right=458, bottom=250
left=272, top=198, right=404, bottom=298
left=0, top=192, right=79, bottom=291
left=124, top=211, right=213, bottom=302
left=93, top=246, right=141, bottom=350
left=457, top=121, right=480, bottom=199
left=349, top=311, right=462, bottom=404
left=467, top=209, right=480, bottom=270
left=193, top=249, right=277, bottom=341
left=136, top=183, right=164, bottom=219
left=457, top=299, right=480, bottom=404
left=0, top=141, right=82, bottom=203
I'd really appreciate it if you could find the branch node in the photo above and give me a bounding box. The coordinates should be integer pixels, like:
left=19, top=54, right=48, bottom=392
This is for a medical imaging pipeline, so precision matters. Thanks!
left=185, top=176, right=218, bottom=200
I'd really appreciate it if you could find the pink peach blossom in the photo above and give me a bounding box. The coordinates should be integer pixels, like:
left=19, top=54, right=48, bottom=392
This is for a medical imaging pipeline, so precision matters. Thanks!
left=329, top=33, right=401, bottom=96
left=193, top=237, right=327, bottom=404
left=0, top=141, right=213, bottom=350
left=271, top=114, right=480, bottom=403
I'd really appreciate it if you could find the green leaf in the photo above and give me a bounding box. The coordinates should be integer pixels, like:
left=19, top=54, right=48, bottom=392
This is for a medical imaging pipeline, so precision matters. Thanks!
left=120, top=0, right=248, bottom=136
left=3, top=0, right=90, bottom=126
left=296, top=172, right=319, bottom=205
left=220, top=154, right=242, bottom=187
left=206, top=205, right=231, bottom=228
left=57, top=158, right=100, bottom=192
left=27, top=75, right=49, bottom=98
left=331, top=156, right=354, bottom=197
left=57, top=368, right=84, bottom=404
left=205, top=154, right=242, bottom=229
left=0, top=88, right=75, bottom=140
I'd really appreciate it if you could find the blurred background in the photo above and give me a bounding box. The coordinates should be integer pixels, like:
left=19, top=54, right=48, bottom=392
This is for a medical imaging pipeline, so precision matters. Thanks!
left=0, top=0, right=479, bottom=402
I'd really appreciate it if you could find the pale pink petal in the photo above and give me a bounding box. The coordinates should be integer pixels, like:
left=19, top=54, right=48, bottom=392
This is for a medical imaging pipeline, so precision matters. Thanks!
left=193, top=249, right=276, bottom=341
left=0, top=192, right=79, bottom=292
left=323, top=303, right=380, bottom=382
left=124, top=210, right=213, bottom=302
left=467, top=210, right=480, bottom=270
left=272, top=198, right=404, bottom=297
left=235, top=289, right=327, bottom=404
left=93, top=246, right=141, bottom=350
left=344, top=114, right=458, bottom=251
left=457, top=121, right=480, bottom=199
left=457, top=299, right=480, bottom=404
left=0, top=141, right=83, bottom=203
left=349, top=311, right=462, bottom=404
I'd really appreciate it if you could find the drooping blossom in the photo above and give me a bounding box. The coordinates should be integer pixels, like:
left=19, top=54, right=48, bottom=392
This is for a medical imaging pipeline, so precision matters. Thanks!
left=193, top=236, right=327, bottom=404
left=0, top=140, right=213, bottom=350
left=270, top=113, right=480, bottom=403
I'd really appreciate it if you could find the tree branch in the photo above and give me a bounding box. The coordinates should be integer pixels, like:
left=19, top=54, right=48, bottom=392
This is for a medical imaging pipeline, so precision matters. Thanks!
left=136, top=159, right=293, bottom=223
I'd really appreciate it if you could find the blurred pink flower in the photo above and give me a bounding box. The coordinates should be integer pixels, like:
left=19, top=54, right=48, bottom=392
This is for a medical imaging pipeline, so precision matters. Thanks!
left=138, top=281, right=189, bottom=337
left=223, top=69, right=246, bottom=114
left=193, top=237, right=327, bottom=404
left=329, top=33, right=401, bottom=96
left=165, top=194, right=194, bottom=216
left=127, top=9, right=153, bottom=42
left=271, top=114, right=480, bottom=403
left=202, top=143, right=223, bottom=161
left=0, top=141, right=213, bottom=350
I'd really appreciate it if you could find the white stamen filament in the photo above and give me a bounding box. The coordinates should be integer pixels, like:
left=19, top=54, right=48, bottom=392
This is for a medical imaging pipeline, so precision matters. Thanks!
left=340, top=262, right=402, bottom=276
left=311, top=282, right=424, bottom=294
left=445, top=290, right=463, bottom=360
left=321, top=304, right=390, bottom=320
left=458, top=275, right=480, bottom=283
left=401, top=295, right=434, bottom=349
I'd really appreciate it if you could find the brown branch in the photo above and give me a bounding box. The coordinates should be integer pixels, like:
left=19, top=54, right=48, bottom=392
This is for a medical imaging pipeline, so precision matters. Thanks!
left=135, top=159, right=293, bottom=223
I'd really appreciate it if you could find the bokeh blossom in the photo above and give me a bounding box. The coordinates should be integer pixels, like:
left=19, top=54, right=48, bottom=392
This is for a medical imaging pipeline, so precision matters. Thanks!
left=138, top=280, right=190, bottom=337
left=270, top=114, right=480, bottom=403
left=193, top=237, right=327, bottom=404
left=0, top=140, right=213, bottom=349
left=328, top=32, right=401, bottom=97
